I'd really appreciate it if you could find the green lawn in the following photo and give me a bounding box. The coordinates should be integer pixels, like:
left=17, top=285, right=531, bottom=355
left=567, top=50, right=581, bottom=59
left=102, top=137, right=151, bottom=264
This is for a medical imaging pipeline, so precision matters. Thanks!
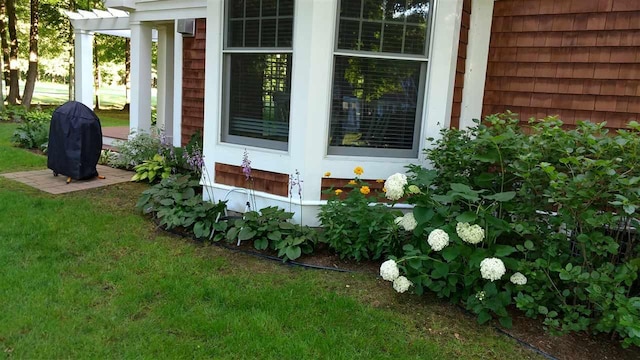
left=0, top=129, right=539, bottom=359
left=26, top=81, right=156, bottom=110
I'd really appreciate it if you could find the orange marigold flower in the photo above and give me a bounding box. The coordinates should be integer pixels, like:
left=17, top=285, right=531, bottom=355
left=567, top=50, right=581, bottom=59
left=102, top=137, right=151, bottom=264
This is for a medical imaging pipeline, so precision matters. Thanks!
left=335, top=189, right=343, bottom=195
left=324, top=171, right=331, bottom=177
left=382, top=187, right=387, bottom=193
left=360, top=186, right=371, bottom=195
left=348, top=180, right=357, bottom=185
left=353, top=166, right=364, bottom=176
left=376, top=179, right=384, bottom=183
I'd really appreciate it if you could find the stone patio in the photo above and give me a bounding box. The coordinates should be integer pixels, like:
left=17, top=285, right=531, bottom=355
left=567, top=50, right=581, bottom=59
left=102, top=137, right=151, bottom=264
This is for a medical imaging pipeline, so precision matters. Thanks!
left=1, top=165, right=133, bottom=194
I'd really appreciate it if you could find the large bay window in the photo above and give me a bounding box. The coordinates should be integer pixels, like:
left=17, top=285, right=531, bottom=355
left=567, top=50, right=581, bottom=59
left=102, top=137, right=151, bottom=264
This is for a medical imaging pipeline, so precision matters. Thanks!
left=222, top=0, right=294, bottom=150
left=329, top=0, right=433, bottom=158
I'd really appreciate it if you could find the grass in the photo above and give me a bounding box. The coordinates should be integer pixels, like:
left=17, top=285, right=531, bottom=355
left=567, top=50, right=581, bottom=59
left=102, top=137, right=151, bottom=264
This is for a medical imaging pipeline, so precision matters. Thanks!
left=0, top=123, right=47, bottom=173
left=0, top=133, right=540, bottom=359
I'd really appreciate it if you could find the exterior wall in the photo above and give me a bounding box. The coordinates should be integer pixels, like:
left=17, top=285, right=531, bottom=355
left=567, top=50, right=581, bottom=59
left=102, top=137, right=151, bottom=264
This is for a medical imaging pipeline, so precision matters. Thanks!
left=181, top=18, right=206, bottom=146
left=203, top=0, right=465, bottom=224
left=451, top=0, right=472, bottom=129
left=483, top=0, right=640, bottom=129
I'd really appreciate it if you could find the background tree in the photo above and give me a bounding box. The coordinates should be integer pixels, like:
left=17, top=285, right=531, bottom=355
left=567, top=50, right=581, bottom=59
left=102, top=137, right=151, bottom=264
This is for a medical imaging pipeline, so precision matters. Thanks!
left=22, top=0, right=39, bottom=110
left=6, top=0, right=18, bottom=104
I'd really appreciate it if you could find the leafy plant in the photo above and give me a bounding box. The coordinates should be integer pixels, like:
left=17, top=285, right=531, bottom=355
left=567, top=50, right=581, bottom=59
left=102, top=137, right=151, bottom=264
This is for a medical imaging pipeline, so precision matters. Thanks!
left=111, top=129, right=161, bottom=169
left=131, top=154, right=172, bottom=183
left=136, top=174, right=227, bottom=239
left=318, top=170, right=402, bottom=261
left=223, top=206, right=317, bottom=261
left=10, top=110, right=51, bottom=149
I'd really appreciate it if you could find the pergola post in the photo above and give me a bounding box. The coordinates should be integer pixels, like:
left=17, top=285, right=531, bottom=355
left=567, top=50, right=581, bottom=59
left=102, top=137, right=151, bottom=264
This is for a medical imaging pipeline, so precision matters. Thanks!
left=156, top=23, right=175, bottom=141
left=74, top=29, right=95, bottom=108
left=130, top=21, right=154, bottom=134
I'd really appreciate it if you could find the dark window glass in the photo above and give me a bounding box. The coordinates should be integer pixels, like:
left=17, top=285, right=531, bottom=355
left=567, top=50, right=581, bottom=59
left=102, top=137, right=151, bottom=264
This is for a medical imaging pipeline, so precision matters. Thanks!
left=261, top=19, right=277, bottom=47
left=227, top=0, right=294, bottom=49
left=336, top=0, right=431, bottom=56
left=329, top=56, right=422, bottom=152
left=245, top=0, right=260, bottom=17
left=229, top=0, right=245, bottom=19
left=277, top=18, right=293, bottom=47
left=228, top=54, right=292, bottom=143
left=262, top=0, right=277, bottom=16
left=245, top=20, right=260, bottom=47
left=229, top=20, right=244, bottom=47
left=341, top=0, right=361, bottom=18
left=279, top=0, right=294, bottom=16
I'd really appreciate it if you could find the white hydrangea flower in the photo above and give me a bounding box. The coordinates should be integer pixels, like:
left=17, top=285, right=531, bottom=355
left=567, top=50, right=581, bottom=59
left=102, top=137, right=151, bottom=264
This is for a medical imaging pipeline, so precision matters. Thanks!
left=510, top=272, right=527, bottom=285
left=427, top=229, right=450, bottom=251
left=456, top=222, right=485, bottom=244
left=380, top=259, right=400, bottom=281
left=384, top=173, right=408, bottom=201
left=392, top=276, right=412, bottom=293
left=480, top=258, right=506, bottom=282
left=395, top=212, right=417, bottom=231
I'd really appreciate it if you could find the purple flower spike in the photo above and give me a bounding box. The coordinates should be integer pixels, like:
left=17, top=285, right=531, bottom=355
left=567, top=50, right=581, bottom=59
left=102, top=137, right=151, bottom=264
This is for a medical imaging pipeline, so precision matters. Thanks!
left=242, top=149, right=252, bottom=180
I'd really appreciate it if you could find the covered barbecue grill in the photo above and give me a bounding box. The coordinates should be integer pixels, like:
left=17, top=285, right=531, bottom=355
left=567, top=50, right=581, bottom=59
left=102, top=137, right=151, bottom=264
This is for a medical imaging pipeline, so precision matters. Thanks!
left=47, top=101, right=103, bottom=181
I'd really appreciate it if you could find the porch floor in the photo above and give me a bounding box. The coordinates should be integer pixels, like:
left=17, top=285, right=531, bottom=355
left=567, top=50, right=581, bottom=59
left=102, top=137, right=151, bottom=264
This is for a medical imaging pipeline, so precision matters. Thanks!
left=102, top=126, right=129, bottom=140
left=1, top=165, right=133, bottom=194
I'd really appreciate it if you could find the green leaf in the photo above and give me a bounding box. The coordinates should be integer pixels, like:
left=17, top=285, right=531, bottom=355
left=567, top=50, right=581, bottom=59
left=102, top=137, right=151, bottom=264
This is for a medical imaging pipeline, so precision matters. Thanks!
left=159, top=198, right=174, bottom=206
left=238, top=227, right=257, bottom=241
left=432, top=262, right=449, bottom=279
left=441, top=246, right=460, bottom=262
left=279, top=222, right=296, bottom=230
left=498, top=316, right=513, bottom=328
left=477, top=310, right=492, bottom=324
left=285, top=246, right=302, bottom=260
left=483, top=191, right=516, bottom=202
left=267, top=231, right=282, bottom=241
left=538, top=305, right=548, bottom=315
left=254, top=238, right=269, bottom=250
left=493, top=245, right=516, bottom=257
left=413, top=206, right=434, bottom=224
left=524, top=240, right=534, bottom=250
left=472, top=150, right=499, bottom=163
left=456, top=211, right=477, bottom=223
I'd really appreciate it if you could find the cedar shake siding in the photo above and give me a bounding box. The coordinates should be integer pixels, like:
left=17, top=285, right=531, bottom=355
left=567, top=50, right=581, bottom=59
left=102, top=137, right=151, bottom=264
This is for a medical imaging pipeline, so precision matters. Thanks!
left=451, top=0, right=472, bottom=129
left=181, top=18, right=206, bottom=146
left=483, top=0, right=640, bottom=129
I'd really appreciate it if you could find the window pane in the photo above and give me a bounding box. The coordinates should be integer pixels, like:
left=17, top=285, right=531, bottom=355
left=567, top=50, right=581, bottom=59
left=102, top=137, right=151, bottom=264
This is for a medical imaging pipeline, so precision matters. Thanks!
left=361, top=21, right=381, bottom=52
left=262, top=0, right=277, bottom=16
left=245, top=0, right=260, bottom=17
left=337, top=20, right=359, bottom=50
left=228, top=54, right=292, bottom=143
left=279, top=0, right=294, bottom=16
left=329, top=56, right=422, bottom=152
left=245, top=20, right=260, bottom=47
left=229, top=20, right=244, bottom=47
left=341, top=0, right=361, bottom=18
left=404, top=24, right=426, bottom=55
left=229, top=0, right=245, bottom=19
left=385, top=0, right=407, bottom=21
left=261, top=19, right=277, bottom=47
left=363, top=1, right=383, bottom=20
left=406, top=0, right=431, bottom=24
left=277, top=18, right=293, bottom=47
left=382, top=23, right=404, bottom=53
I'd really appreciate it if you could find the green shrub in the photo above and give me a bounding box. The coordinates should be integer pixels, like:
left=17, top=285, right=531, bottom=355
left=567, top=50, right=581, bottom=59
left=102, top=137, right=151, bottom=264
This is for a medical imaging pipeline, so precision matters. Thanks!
left=111, top=130, right=162, bottom=169
left=10, top=110, right=52, bottom=149
left=131, top=154, right=172, bottom=183
left=136, top=174, right=227, bottom=239
left=318, top=171, right=402, bottom=261
left=223, top=206, right=318, bottom=261
left=396, top=114, right=640, bottom=347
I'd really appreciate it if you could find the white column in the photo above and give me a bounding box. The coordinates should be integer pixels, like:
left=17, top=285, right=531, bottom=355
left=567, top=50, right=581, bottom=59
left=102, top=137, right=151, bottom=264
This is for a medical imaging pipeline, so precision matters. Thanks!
left=172, top=21, right=184, bottom=147
left=421, top=0, right=464, bottom=147
left=157, top=23, right=175, bottom=141
left=130, top=21, right=154, bottom=134
left=459, top=0, right=495, bottom=129
left=203, top=0, right=224, bottom=177
left=74, top=29, right=94, bottom=108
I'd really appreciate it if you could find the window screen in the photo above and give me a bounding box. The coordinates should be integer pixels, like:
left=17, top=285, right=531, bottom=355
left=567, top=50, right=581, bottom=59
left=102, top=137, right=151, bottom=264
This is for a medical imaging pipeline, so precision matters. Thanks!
left=223, top=0, right=294, bottom=150
left=328, top=0, right=432, bottom=158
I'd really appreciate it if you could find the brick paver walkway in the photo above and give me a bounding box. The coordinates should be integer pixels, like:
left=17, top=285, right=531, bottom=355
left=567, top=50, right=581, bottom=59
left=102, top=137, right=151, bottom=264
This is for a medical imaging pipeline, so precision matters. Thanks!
left=1, top=165, right=132, bottom=194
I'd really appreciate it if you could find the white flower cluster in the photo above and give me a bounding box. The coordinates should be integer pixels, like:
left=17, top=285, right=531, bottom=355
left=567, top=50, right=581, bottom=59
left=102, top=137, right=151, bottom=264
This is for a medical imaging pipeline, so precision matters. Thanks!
left=456, top=222, right=485, bottom=244
left=480, top=258, right=506, bottom=281
left=392, top=276, right=412, bottom=293
left=510, top=272, right=527, bottom=285
left=475, top=291, right=486, bottom=301
left=384, top=173, right=407, bottom=201
left=379, top=259, right=413, bottom=293
left=394, top=212, right=417, bottom=231
left=380, top=259, right=400, bottom=281
left=427, top=229, right=450, bottom=251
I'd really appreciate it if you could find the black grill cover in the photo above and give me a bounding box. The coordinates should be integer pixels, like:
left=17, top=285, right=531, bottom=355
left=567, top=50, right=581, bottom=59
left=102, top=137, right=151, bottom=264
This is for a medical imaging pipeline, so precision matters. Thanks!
left=47, top=101, right=103, bottom=180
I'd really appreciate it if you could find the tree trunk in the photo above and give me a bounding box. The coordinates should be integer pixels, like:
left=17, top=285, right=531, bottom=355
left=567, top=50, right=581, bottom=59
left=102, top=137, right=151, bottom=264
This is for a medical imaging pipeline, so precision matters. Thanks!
left=67, top=0, right=75, bottom=101
left=0, top=0, right=9, bottom=97
left=124, top=37, right=130, bottom=110
left=6, top=0, right=18, bottom=105
left=22, top=0, right=39, bottom=110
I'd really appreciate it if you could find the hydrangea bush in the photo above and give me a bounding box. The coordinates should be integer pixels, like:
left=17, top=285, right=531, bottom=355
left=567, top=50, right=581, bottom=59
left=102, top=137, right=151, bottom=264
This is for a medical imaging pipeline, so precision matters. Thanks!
left=387, top=114, right=640, bottom=347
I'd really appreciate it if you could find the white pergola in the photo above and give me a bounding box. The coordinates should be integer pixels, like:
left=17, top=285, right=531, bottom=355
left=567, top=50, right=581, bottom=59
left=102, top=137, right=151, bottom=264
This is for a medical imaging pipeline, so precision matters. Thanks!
left=65, top=7, right=177, bottom=144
